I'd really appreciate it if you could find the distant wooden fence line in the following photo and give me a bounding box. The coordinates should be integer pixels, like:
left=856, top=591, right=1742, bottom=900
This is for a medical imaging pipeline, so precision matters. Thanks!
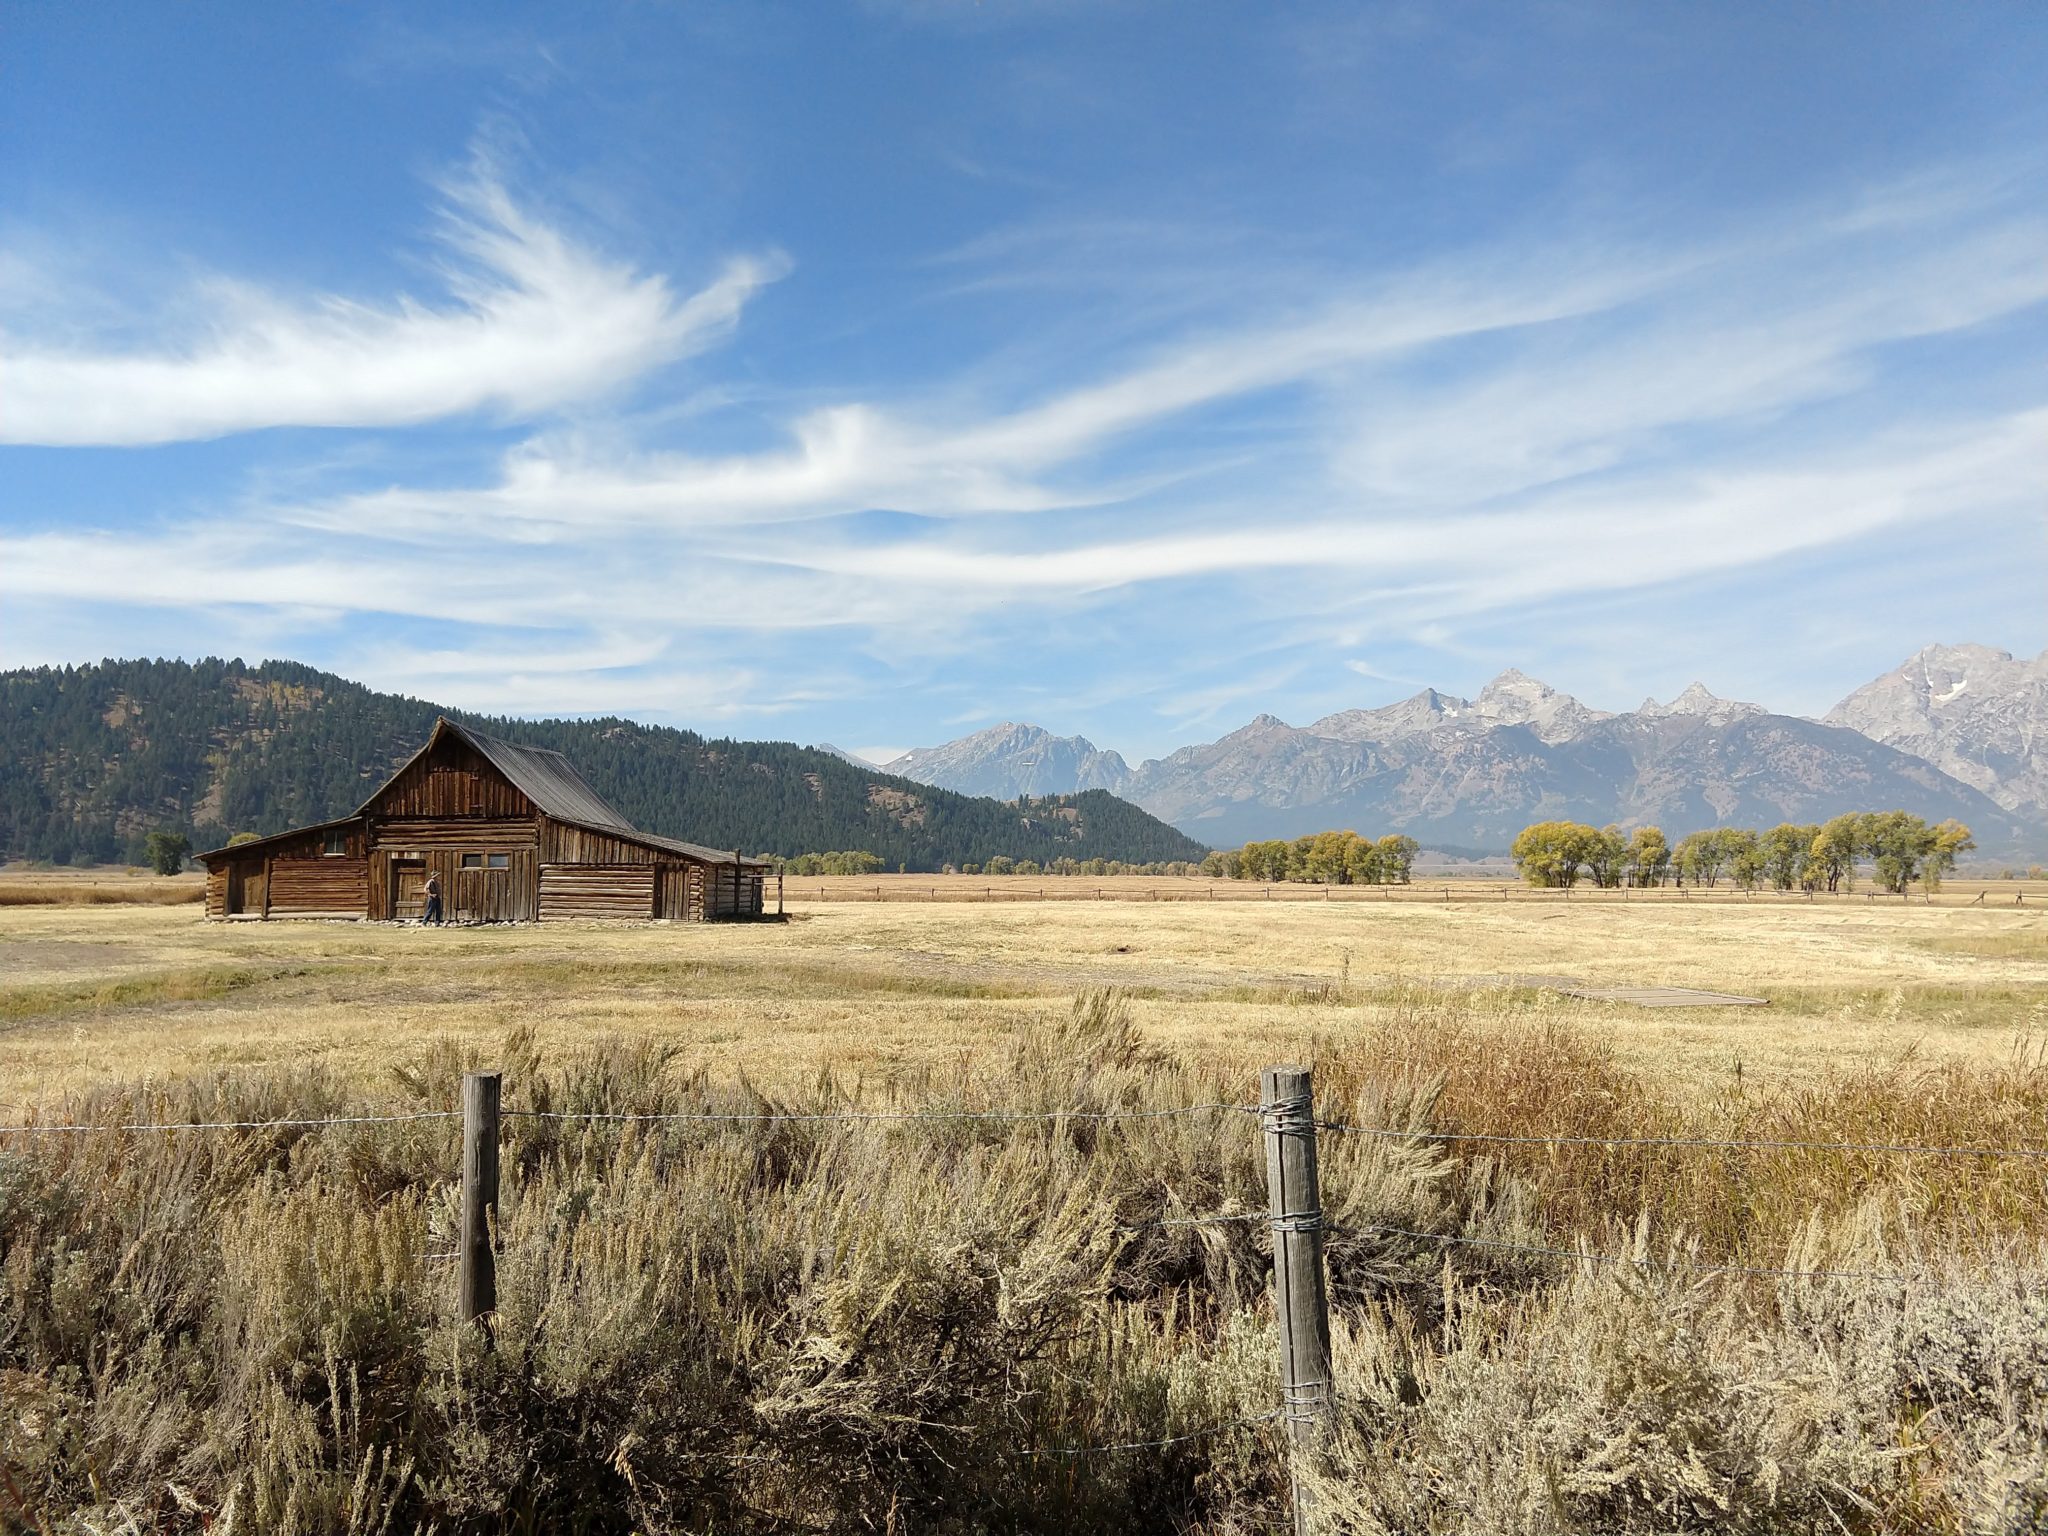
left=783, top=881, right=2026, bottom=909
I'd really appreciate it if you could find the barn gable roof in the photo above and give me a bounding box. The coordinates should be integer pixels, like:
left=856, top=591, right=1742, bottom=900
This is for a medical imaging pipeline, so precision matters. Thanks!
left=433, top=720, right=638, bottom=833
left=430, top=723, right=771, bottom=863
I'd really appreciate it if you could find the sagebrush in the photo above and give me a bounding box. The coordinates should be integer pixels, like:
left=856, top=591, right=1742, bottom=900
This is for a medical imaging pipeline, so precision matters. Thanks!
left=2, top=992, right=2043, bottom=1534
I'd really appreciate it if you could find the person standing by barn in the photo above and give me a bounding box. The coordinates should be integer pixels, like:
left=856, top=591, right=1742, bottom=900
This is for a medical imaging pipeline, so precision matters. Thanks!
left=423, top=872, right=443, bottom=926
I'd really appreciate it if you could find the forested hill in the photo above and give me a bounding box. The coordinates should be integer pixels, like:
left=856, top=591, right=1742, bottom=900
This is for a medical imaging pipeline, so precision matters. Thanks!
left=0, top=658, right=1210, bottom=871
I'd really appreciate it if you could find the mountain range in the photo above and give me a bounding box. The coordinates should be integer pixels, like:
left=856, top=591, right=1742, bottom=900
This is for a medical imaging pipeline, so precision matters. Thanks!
left=1825, top=644, right=2048, bottom=820
left=883, top=646, right=2046, bottom=856
left=0, top=659, right=1208, bottom=872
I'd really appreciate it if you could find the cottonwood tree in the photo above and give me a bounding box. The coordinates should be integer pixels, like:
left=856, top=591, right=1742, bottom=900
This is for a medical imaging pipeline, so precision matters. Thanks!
left=1511, top=821, right=1598, bottom=888
left=783, top=850, right=886, bottom=876
left=144, top=830, right=190, bottom=876
left=1726, top=829, right=1766, bottom=892
left=1344, top=838, right=1384, bottom=885
left=1759, top=824, right=1818, bottom=891
left=1218, top=830, right=1419, bottom=885
left=1674, top=830, right=1728, bottom=887
left=1857, top=811, right=1963, bottom=894
left=1584, top=825, right=1630, bottom=889
left=1374, top=834, right=1419, bottom=885
left=1925, top=821, right=1975, bottom=892
left=1624, top=827, right=1671, bottom=887
left=1808, top=816, right=1860, bottom=892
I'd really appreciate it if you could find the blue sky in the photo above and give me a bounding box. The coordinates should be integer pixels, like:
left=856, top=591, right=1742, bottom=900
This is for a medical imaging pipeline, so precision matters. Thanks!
left=3, top=2, right=2043, bottom=765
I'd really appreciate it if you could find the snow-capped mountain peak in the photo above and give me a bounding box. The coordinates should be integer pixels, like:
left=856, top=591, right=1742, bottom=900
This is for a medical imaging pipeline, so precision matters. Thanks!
left=1826, top=643, right=2048, bottom=814
left=877, top=644, right=2041, bottom=854
left=1468, top=670, right=1611, bottom=742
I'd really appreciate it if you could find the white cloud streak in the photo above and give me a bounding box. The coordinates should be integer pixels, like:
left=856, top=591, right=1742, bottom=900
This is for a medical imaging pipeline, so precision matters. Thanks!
left=751, top=409, right=2043, bottom=599
left=3, top=155, right=2042, bottom=728
left=0, top=166, right=784, bottom=445
left=7, top=408, right=2034, bottom=639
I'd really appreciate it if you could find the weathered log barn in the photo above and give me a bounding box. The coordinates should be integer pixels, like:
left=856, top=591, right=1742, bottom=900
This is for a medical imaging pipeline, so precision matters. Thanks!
left=196, top=718, right=773, bottom=922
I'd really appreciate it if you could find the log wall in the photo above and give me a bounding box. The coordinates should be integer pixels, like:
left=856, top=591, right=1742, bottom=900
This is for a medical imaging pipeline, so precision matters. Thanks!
left=266, top=857, right=370, bottom=918
left=541, top=823, right=667, bottom=865
left=370, top=818, right=539, bottom=850
left=704, top=864, right=765, bottom=919
left=539, top=864, right=657, bottom=920
left=656, top=864, right=704, bottom=921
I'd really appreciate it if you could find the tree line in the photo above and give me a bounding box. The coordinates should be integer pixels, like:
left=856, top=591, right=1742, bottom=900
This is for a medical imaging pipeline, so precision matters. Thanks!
left=1509, top=813, right=1975, bottom=894
left=0, top=658, right=1208, bottom=873
left=1200, top=831, right=1422, bottom=884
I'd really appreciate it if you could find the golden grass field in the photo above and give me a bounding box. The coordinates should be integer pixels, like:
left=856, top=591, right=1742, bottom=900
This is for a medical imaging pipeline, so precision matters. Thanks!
left=6, top=869, right=2048, bottom=1531
left=3, top=869, right=2043, bottom=1114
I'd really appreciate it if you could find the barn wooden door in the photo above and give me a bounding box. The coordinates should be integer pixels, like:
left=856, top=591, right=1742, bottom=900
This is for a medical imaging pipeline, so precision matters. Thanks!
left=227, top=864, right=264, bottom=916
left=456, top=868, right=512, bottom=922
left=391, top=859, right=427, bottom=920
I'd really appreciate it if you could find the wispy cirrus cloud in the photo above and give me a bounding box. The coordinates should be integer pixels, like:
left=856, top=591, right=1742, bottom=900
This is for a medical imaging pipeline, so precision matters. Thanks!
left=2, top=149, right=2042, bottom=746
left=223, top=160, right=2045, bottom=564
left=1335, top=202, right=2048, bottom=506
left=0, top=162, right=784, bottom=446
left=260, top=251, right=1666, bottom=542
left=8, top=407, right=2033, bottom=639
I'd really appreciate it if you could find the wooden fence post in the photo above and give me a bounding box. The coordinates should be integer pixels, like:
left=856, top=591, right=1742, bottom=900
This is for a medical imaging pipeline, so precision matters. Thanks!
left=460, top=1071, right=501, bottom=1331
left=1263, top=1065, right=1332, bottom=1536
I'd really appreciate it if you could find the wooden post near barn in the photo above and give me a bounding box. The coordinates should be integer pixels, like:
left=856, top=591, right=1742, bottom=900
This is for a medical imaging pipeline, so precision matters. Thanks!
left=1262, top=1065, right=1333, bottom=1536
left=460, top=1072, right=501, bottom=1332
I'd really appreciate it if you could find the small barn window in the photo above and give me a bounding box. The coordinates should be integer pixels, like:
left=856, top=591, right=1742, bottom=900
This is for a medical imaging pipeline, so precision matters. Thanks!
left=323, top=830, right=348, bottom=856
left=487, top=852, right=510, bottom=870
left=461, top=853, right=483, bottom=869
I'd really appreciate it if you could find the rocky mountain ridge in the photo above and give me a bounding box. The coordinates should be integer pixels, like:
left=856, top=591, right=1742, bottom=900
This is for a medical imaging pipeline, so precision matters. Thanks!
left=1824, top=644, right=2047, bottom=818
left=884, top=648, right=2043, bottom=854
left=886, top=722, right=1133, bottom=801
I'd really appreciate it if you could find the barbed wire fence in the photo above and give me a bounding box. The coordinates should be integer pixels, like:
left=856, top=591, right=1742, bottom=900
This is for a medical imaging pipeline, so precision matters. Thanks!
left=5, top=1072, right=2045, bottom=1533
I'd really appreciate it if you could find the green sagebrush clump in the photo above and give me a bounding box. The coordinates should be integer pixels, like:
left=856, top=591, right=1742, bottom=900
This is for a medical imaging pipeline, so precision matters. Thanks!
left=1300, top=1256, right=2048, bottom=1535
left=1, top=996, right=1280, bottom=1534
left=2, top=992, right=2044, bottom=1534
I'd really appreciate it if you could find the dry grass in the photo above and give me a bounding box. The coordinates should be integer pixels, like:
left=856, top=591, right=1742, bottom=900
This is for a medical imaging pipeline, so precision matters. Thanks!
left=3, top=896, right=2043, bottom=1112
left=0, top=877, right=204, bottom=906
left=2, top=898, right=2045, bottom=1531
left=785, top=870, right=2048, bottom=908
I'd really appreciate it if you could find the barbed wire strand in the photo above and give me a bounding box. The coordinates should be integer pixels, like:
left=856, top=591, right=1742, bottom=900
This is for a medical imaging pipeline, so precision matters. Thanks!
left=1121, top=1210, right=1268, bottom=1231
left=507, top=1103, right=1259, bottom=1126
left=1349, top=1220, right=1922, bottom=1284
left=1010, top=1409, right=1284, bottom=1456
left=1316, top=1119, right=2048, bottom=1162
left=0, top=1111, right=460, bottom=1135
left=657, top=1409, right=1284, bottom=1464
left=8, top=1101, right=2036, bottom=1163
left=0, top=1104, right=1257, bottom=1137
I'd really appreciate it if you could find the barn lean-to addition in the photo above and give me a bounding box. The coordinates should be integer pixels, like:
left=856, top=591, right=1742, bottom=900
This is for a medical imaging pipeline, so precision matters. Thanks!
left=196, top=718, right=774, bottom=923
